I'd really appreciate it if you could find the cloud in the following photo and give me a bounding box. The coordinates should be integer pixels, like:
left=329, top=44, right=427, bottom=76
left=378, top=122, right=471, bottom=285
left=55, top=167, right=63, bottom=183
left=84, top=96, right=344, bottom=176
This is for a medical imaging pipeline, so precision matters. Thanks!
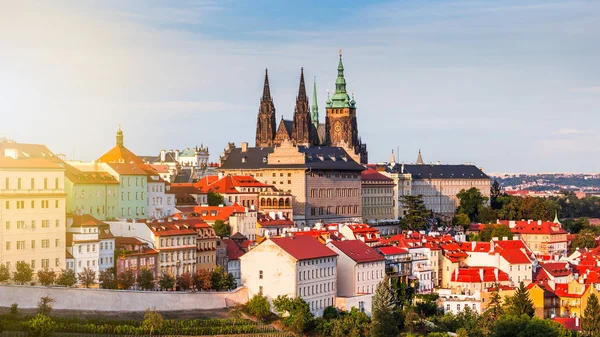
left=552, top=128, right=591, bottom=135
left=569, top=87, right=600, bottom=94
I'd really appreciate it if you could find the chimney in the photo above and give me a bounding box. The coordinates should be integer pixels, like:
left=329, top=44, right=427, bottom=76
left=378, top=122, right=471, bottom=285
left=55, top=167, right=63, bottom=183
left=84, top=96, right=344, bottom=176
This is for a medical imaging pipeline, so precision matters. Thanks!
left=479, top=268, right=484, bottom=281
left=175, top=150, right=180, bottom=162
left=494, top=268, right=499, bottom=281
left=575, top=316, right=580, bottom=328
left=538, top=220, right=542, bottom=226
left=241, top=142, right=248, bottom=153
left=502, top=236, right=508, bottom=241
left=160, top=150, right=166, bottom=162
left=492, top=237, right=499, bottom=241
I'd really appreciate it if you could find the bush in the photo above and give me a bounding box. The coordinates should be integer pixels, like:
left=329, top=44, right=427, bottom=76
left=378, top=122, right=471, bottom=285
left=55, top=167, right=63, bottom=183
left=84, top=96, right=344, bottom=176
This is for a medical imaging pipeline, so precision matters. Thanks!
left=142, top=309, right=164, bottom=335
left=38, top=296, right=55, bottom=316
left=56, top=269, right=76, bottom=287
left=13, top=261, right=34, bottom=285
left=26, top=314, right=56, bottom=337
left=10, top=303, right=19, bottom=316
left=245, top=293, right=271, bottom=322
left=37, top=269, right=57, bottom=286
left=0, top=264, right=10, bottom=283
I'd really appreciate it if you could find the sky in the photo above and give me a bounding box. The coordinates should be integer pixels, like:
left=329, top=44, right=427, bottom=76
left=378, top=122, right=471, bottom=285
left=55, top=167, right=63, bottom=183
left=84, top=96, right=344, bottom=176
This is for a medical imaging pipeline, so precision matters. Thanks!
left=1, top=0, right=599, bottom=173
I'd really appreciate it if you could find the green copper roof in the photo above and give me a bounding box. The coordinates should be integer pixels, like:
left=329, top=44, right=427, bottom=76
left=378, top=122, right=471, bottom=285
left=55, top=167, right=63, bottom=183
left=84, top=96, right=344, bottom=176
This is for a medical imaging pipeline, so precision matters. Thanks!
left=327, top=53, right=352, bottom=109
left=311, top=77, right=319, bottom=127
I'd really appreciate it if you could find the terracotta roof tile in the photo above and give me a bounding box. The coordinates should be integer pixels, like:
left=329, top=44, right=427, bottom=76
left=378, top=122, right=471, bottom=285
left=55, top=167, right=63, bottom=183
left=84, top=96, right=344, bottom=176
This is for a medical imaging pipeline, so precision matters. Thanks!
left=328, top=240, right=385, bottom=263
left=269, top=236, right=338, bottom=261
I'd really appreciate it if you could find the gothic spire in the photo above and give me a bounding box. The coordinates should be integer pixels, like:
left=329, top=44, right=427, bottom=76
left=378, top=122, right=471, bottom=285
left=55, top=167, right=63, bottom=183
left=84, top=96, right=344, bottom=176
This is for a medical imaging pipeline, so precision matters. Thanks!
left=390, top=149, right=396, bottom=165
left=262, top=68, right=271, bottom=101
left=327, top=50, right=351, bottom=108
left=298, top=67, right=307, bottom=101
left=416, top=149, right=424, bottom=165
left=311, top=76, right=319, bottom=128
left=116, top=124, right=124, bottom=147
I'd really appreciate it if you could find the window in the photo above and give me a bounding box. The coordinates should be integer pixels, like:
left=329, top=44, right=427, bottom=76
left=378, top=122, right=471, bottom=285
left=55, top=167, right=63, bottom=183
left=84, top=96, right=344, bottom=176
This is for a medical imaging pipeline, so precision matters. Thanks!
left=31, top=260, right=36, bottom=269
left=55, top=200, right=59, bottom=208
left=17, top=221, right=25, bottom=229
left=55, top=239, right=60, bottom=247
left=31, top=240, right=35, bottom=249
left=16, top=241, right=25, bottom=250
left=259, top=286, right=263, bottom=294
left=6, top=242, right=10, bottom=250
left=259, top=270, right=263, bottom=279
left=55, top=178, right=59, bottom=189
left=17, top=178, right=22, bottom=189
left=42, top=220, right=49, bottom=228
left=17, top=201, right=24, bottom=209
left=5, top=221, right=9, bottom=229
left=42, top=239, right=50, bottom=248
left=55, top=219, right=59, bottom=227
left=31, top=220, right=35, bottom=228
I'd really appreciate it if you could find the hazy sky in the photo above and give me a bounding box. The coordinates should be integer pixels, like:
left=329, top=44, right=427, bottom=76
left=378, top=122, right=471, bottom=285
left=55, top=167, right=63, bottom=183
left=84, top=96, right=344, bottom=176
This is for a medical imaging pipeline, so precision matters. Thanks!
left=1, top=0, right=599, bottom=173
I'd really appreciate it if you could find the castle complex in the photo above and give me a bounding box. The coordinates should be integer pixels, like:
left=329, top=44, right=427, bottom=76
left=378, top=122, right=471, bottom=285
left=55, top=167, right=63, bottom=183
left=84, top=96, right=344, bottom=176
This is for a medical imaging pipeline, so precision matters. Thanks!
left=255, top=52, right=368, bottom=164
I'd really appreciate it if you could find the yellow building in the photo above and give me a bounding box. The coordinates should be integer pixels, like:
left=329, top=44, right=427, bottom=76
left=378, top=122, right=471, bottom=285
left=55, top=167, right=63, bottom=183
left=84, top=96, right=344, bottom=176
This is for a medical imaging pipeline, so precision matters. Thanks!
left=0, top=153, right=67, bottom=273
left=527, top=283, right=559, bottom=319
left=555, top=280, right=599, bottom=317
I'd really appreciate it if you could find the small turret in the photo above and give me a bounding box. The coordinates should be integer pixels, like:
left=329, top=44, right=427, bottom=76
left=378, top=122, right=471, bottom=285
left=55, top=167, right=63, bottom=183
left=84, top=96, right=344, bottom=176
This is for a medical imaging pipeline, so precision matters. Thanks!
left=116, top=125, right=124, bottom=147
left=416, top=149, right=424, bottom=165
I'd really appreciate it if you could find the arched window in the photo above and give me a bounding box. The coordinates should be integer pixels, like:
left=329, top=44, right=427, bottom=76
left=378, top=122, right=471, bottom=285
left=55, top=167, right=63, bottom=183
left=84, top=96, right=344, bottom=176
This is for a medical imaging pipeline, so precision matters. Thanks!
left=278, top=198, right=284, bottom=207
left=285, top=198, right=291, bottom=206
left=261, top=198, right=266, bottom=207
left=267, top=199, right=272, bottom=206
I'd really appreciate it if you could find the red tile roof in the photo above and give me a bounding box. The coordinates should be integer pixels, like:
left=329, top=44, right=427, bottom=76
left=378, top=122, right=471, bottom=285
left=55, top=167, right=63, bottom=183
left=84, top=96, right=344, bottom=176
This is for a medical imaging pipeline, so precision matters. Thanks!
left=361, top=168, right=394, bottom=183
left=328, top=240, right=385, bottom=263
left=69, top=214, right=108, bottom=228
left=376, top=245, right=409, bottom=256
left=223, top=239, right=245, bottom=260
left=64, top=164, right=119, bottom=184
left=193, top=175, right=273, bottom=194
left=540, top=262, right=572, bottom=277
left=552, top=317, right=581, bottom=331
left=451, top=266, right=509, bottom=283
left=182, top=204, right=246, bottom=222
left=269, top=236, right=338, bottom=261
left=501, top=220, right=568, bottom=235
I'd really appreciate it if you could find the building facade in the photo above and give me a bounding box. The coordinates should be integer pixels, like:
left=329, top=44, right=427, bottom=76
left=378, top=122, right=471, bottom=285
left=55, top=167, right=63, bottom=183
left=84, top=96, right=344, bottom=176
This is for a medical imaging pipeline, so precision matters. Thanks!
left=0, top=151, right=66, bottom=273
left=240, top=236, right=338, bottom=316
left=219, top=141, right=364, bottom=225
left=361, top=168, right=395, bottom=222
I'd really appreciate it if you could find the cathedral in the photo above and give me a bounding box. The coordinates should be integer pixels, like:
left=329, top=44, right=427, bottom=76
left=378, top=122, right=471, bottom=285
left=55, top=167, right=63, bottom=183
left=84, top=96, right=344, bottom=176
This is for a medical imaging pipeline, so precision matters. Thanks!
left=255, top=53, right=368, bottom=164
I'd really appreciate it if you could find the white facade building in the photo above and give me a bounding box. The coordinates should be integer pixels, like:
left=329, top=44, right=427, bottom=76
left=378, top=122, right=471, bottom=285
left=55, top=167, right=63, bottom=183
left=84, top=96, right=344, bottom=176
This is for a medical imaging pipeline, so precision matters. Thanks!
left=326, top=240, right=385, bottom=297
left=409, top=247, right=434, bottom=293
left=240, top=236, right=338, bottom=317
left=147, top=174, right=175, bottom=220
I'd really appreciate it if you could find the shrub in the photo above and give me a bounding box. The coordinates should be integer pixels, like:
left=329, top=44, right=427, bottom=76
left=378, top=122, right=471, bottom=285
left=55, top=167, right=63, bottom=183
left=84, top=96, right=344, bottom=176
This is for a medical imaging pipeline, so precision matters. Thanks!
left=142, top=309, right=164, bottom=335
left=37, top=269, right=57, bottom=286
left=0, top=264, right=10, bottom=283
left=38, top=296, right=55, bottom=316
left=13, top=261, right=34, bottom=285
left=10, top=303, right=19, bottom=316
left=56, top=269, right=76, bottom=287
left=245, top=293, right=271, bottom=322
left=26, top=314, right=56, bottom=337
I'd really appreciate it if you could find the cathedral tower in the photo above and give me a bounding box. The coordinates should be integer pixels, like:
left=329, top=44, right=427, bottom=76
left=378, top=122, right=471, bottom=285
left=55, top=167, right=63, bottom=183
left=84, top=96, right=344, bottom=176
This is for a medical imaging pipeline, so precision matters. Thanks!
left=325, top=51, right=365, bottom=161
left=291, top=68, right=314, bottom=146
left=255, top=69, right=277, bottom=147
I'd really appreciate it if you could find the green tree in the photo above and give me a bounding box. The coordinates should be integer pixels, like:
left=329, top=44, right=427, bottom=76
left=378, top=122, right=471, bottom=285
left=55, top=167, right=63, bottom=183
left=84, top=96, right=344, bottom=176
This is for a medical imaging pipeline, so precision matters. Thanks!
left=480, top=224, right=513, bottom=242
left=457, top=187, right=488, bottom=222
left=0, top=264, right=10, bottom=282
left=158, top=273, right=175, bottom=291
left=455, top=306, right=484, bottom=337
left=210, top=266, right=227, bottom=290
left=400, top=195, right=430, bottom=230
left=137, top=268, right=155, bottom=290
left=491, top=180, right=502, bottom=209
left=56, top=269, right=76, bottom=287
left=77, top=267, right=96, bottom=288
left=176, top=271, right=192, bottom=291
left=581, top=293, right=600, bottom=337
left=478, top=205, right=498, bottom=224
left=504, top=282, right=535, bottom=318
left=26, top=314, right=56, bottom=337
left=37, top=296, right=54, bottom=316
left=571, top=233, right=597, bottom=253
left=13, top=261, right=34, bottom=285
left=245, top=293, right=271, bottom=322
left=37, top=269, right=56, bottom=286
left=193, top=269, right=212, bottom=291
left=370, top=277, right=399, bottom=337
left=117, top=270, right=136, bottom=290
left=491, top=314, right=530, bottom=337
left=454, top=213, right=471, bottom=229
left=213, top=219, right=231, bottom=238
left=329, top=308, right=370, bottom=337
left=272, top=295, right=314, bottom=334
left=142, top=309, right=164, bottom=336
left=519, top=318, right=571, bottom=337
left=207, top=191, right=224, bottom=206
left=484, top=287, right=504, bottom=322
left=99, top=268, right=118, bottom=289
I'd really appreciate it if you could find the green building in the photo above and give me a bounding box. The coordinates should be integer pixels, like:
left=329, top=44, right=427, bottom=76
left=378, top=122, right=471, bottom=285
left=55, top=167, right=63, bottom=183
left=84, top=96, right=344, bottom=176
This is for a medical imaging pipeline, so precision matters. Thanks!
left=64, top=164, right=119, bottom=220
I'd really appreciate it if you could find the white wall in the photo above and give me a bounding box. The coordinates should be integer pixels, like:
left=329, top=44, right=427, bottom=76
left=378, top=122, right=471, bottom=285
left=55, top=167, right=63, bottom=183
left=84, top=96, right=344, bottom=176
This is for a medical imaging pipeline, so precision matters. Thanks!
left=0, top=285, right=247, bottom=311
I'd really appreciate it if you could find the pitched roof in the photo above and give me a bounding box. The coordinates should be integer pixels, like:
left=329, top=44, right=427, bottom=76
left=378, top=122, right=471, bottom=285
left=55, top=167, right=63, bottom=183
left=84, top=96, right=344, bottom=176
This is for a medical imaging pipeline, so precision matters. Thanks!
left=179, top=204, right=246, bottom=222
left=98, top=145, right=145, bottom=165
left=64, top=163, right=119, bottom=184
left=540, top=262, right=572, bottom=277
left=381, top=162, right=489, bottom=180
left=328, top=240, right=385, bottom=263
left=223, top=239, right=245, bottom=260
left=0, top=157, right=64, bottom=170
left=269, top=236, right=338, bottom=261
left=193, top=175, right=272, bottom=194
left=502, top=220, right=568, bottom=235
left=376, top=245, right=409, bottom=256
left=104, top=162, right=148, bottom=175
left=69, top=214, right=108, bottom=228
left=361, top=167, right=394, bottom=183
left=219, top=145, right=365, bottom=171
left=0, top=143, right=62, bottom=163
left=451, top=266, right=509, bottom=283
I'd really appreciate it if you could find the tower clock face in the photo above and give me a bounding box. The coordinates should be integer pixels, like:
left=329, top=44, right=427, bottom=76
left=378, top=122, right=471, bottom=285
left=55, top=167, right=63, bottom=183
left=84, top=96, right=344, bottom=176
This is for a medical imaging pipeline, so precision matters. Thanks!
left=334, top=122, right=342, bottom=134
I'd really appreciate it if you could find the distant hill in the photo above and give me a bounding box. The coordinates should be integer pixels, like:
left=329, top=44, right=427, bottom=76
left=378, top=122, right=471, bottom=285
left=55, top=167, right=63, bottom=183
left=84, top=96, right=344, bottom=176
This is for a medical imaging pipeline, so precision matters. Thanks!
left=490, top=173, right=600, bottom=192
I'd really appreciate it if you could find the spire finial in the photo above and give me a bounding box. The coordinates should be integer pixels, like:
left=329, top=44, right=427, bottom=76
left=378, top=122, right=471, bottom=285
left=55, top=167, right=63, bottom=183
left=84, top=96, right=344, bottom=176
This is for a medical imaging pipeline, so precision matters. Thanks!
left=339, top=48, right=342, bottom=57
left=311, top=76, right=319, bottom=128
left=262, top=68, right=271, bottom=101
left=116, top=125, right=124, bottom=147
left=416, top=149, right=424, bottom=165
